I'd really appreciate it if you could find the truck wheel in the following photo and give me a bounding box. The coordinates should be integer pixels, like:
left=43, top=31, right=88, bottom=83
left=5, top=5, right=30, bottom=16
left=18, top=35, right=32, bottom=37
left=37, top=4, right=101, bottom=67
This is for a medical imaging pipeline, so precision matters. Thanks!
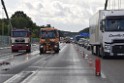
left=12, top=50, right=15, bottom=52
left=96, top=46, right=100, bottom=56
left=100, top=47, right=106, bottom=59
left=12, top=50, right=18, bottom=52
left=26, top=49, right=31, bottom=53
left=91, top=46, right=94, bottom=55
left=55, top=50, right=59, bottom=53
left=91, top=46, right=93, bottom=54
left=40, top=49, right=44, bottom=54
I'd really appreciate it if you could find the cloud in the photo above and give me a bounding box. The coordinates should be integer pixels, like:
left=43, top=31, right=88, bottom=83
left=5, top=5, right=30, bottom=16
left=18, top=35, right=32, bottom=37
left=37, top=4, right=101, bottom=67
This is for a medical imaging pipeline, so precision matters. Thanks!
left=25, top=3, right=34, bottom=9
left=24, top=0, right=91, bottom=31
left=37, top=3, right=44, bottom=10
left=2, top=0, right=124, bottom=32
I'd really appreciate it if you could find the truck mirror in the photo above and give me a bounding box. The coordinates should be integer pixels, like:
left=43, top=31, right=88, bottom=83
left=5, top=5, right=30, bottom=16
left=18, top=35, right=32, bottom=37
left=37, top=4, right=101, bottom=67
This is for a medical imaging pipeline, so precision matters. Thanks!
left=100, top=25, right=104, bottom=32
left=100, top=20, right=105, bottom=32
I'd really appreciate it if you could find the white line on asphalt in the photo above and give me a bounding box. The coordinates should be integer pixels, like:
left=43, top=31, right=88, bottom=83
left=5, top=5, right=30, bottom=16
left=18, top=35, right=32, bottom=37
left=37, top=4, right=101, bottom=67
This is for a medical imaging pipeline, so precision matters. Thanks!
left=21, top=71, right=37, bottom=83
left=60, top=44, right=67, bottom=53
left=30, top=51, right=39, bottom=55
left=0, top=74, right=14, bottom=76
left=101, top=71, right=106, bottom=79
left=4, top=71, right=34, bottom=83
left=4, top=74, right=21, bottom=83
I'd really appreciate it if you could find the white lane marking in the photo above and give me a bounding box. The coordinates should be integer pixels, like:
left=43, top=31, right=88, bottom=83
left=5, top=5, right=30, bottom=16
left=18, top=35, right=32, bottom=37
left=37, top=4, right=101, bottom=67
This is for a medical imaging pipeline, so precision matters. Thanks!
left=28, top=66, right=91, bottom=69
left=21, top=71, right=37, bottom=83
left=0, top=74, right=14, bottom=76
left=85, top=54, right=89, bottom=59
left=101, top=71, right=106, bottom=79
left=30, top=51, right=39, bottom=55
left=93, top=68, right=106, bottom=78
left=4, top=71, right=34, bottom=83
left=60, top=44, right=67, bottom=53
left=85, top=54, right=106, bottom=79
left=4, top=74, right=21, bottom=83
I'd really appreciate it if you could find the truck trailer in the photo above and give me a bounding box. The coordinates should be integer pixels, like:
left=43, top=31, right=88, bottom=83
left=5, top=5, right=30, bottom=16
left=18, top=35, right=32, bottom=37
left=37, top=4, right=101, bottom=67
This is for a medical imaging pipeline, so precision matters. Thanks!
left=89, top=10, right=124, bottom=58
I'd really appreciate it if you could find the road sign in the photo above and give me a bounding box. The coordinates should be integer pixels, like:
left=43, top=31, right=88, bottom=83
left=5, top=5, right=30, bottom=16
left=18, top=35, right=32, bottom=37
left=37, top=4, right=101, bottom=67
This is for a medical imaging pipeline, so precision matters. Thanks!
left=80, top=33, right=89, bottom=37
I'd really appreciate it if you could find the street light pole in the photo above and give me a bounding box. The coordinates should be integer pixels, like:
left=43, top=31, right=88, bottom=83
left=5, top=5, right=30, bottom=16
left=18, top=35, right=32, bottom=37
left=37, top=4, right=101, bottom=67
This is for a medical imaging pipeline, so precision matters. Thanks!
left=2, top=8, right=4, bottom=46
left=1, top=0, right=13, bottom=45
left=104, top=0, right=108, bottom=10
left=1, top=0, right=13, bottom=35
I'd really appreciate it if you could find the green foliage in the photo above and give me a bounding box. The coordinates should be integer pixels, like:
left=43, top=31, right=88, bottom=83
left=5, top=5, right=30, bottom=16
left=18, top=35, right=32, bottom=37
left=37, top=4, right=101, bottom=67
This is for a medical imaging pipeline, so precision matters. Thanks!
left=11, top=11, right=33, bottom=29
left=79, top=27, right=89, bottom=33
left=0, top=19, right=9, bottom=35
left=46, top=24, right=51, bottom=27
left=10, top=11, right=41, bottom=38
left=1, top=11, right=89, bottom=38
left=59, top=30, right=78, bottom=37
left=59, top=27, right=89, bottom=38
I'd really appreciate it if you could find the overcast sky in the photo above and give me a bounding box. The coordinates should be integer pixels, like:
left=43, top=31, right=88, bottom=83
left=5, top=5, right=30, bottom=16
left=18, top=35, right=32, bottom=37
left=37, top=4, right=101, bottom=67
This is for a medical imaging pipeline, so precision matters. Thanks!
left=0, top=0, right=124, bottom=32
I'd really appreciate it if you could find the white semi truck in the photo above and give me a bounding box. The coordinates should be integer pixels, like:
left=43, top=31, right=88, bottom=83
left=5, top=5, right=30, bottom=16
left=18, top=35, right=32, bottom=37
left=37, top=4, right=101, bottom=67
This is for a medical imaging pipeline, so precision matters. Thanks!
left=89, top=10, right=124, bottom=58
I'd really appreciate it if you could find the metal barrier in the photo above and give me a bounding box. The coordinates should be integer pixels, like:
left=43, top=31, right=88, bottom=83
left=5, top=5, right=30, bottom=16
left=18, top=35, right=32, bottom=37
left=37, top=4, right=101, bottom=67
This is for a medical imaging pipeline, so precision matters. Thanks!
left=0, top=36, right=39, bottom=47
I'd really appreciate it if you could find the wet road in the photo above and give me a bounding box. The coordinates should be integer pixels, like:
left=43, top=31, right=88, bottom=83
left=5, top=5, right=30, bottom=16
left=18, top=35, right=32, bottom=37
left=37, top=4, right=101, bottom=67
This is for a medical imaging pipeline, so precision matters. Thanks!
left=0, top=43, right=124, bottom=83
left=20, top=44, right=109, bottom=83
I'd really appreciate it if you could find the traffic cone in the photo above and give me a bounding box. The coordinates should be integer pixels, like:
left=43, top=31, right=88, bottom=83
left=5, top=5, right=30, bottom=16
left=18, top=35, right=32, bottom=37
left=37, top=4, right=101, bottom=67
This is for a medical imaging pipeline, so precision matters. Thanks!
left=95, top=57, right=101, bottom=76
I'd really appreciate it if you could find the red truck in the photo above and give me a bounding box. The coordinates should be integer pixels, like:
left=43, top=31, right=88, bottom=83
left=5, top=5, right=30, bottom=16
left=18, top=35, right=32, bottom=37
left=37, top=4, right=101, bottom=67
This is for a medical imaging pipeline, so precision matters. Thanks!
left=11, top=29, right=31, bottom=52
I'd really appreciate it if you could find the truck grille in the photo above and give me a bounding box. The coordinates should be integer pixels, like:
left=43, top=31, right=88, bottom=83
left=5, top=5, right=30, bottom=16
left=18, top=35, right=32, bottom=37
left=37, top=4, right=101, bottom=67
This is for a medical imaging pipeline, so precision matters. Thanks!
left=15, top=39, right=25, bottom=43
left=113, top=40, right=124, bottom=43
left=112, top=45, right=124, bottom=53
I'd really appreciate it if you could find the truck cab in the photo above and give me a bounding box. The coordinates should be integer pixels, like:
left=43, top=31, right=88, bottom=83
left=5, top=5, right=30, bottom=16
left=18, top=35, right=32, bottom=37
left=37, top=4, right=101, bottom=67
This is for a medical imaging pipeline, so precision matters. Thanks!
left=90, top=10, right=124, bottom=58
left=39, top=28, right=60, bottom=54
left=11, top=29, right=31, bottom=52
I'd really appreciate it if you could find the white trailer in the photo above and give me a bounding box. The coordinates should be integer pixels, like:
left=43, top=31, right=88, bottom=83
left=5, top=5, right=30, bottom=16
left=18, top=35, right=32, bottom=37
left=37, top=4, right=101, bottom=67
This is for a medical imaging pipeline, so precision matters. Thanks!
left=89, top=10, right=124, bottom=58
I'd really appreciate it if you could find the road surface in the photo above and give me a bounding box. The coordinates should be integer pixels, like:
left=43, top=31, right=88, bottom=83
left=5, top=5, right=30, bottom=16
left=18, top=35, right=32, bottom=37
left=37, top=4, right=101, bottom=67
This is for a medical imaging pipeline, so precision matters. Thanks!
left=0, top=43, right=124, bottom=83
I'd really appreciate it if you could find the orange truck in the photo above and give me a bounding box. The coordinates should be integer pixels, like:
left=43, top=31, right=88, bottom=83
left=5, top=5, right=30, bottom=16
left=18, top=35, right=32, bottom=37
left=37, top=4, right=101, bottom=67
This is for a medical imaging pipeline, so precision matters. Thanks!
left=39, top=27, right=60, bottom=54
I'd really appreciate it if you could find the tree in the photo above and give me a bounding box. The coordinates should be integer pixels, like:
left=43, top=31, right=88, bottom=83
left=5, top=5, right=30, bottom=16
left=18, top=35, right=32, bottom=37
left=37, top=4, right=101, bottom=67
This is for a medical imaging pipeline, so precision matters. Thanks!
left=46, top=24, right=51, bottom=27
left=11, top=11, right=33, bottom=29
left=0, top=19, right=9, bottom=35
left=79, top=27, right=89, bottom=33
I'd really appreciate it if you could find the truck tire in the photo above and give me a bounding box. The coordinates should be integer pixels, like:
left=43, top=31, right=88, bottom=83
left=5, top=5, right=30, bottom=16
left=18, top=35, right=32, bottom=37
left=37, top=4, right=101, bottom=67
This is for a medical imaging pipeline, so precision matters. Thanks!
left=100, top=46, right=106, bottom=59
left=96, top=46, right=100, bottom=56
left=91, top=46, right=94, bottom=55
left=40, top=49, right=44, bottom=54
left=26, top=49, right=31, bottom=53
left=12, top=50, right=18, bottom=52
left=55, top=49, right=59, bottom=53
left=12, top=50, right=15, bottom=52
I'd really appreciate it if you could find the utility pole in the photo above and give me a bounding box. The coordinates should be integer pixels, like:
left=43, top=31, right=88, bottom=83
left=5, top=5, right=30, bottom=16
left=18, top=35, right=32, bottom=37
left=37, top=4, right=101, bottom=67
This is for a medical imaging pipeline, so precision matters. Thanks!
left=1, top=0, right=13, bottom=35
left=1, top=0, right=13, bottom=45
left=104, top=0, right=108, bottom=10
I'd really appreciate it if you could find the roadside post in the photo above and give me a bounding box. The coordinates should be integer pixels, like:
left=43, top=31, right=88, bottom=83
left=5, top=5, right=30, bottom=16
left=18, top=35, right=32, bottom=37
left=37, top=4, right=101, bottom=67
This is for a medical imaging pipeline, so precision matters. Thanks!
left=95, top=57, right=101, bottom=76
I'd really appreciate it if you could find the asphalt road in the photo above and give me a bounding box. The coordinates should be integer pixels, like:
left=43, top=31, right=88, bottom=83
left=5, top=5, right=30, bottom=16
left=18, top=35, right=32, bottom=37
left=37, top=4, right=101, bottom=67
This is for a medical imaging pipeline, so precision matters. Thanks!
left=0, top=43, right=124, bottom=83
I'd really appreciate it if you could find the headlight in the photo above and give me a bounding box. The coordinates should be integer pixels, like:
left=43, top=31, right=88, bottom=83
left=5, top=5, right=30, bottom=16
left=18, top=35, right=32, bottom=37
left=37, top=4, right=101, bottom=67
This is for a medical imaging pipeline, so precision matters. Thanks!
left=104, top=45, right=110, bottom=50
left=11, top=45, right=14, bottom=46
left=40, top=45, right=43, bottom=48
left=54, top=45, right=58, bottom=48
left=26, top=45, right=29, bottom=46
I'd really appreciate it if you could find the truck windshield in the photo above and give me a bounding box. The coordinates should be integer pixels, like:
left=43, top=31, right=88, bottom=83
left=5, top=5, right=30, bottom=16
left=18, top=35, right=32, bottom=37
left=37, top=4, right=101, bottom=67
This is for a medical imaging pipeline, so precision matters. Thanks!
left=12, top=31, right=27, bottom=37
left=40, top=31, right=56, bottom=39
left=106, top=19, right=124, bottom=31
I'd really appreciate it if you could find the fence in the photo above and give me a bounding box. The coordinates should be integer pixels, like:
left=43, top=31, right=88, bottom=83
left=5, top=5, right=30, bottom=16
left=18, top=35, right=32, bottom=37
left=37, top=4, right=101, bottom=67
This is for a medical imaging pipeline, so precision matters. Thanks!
left=0, top=36, right=39, bottom=47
